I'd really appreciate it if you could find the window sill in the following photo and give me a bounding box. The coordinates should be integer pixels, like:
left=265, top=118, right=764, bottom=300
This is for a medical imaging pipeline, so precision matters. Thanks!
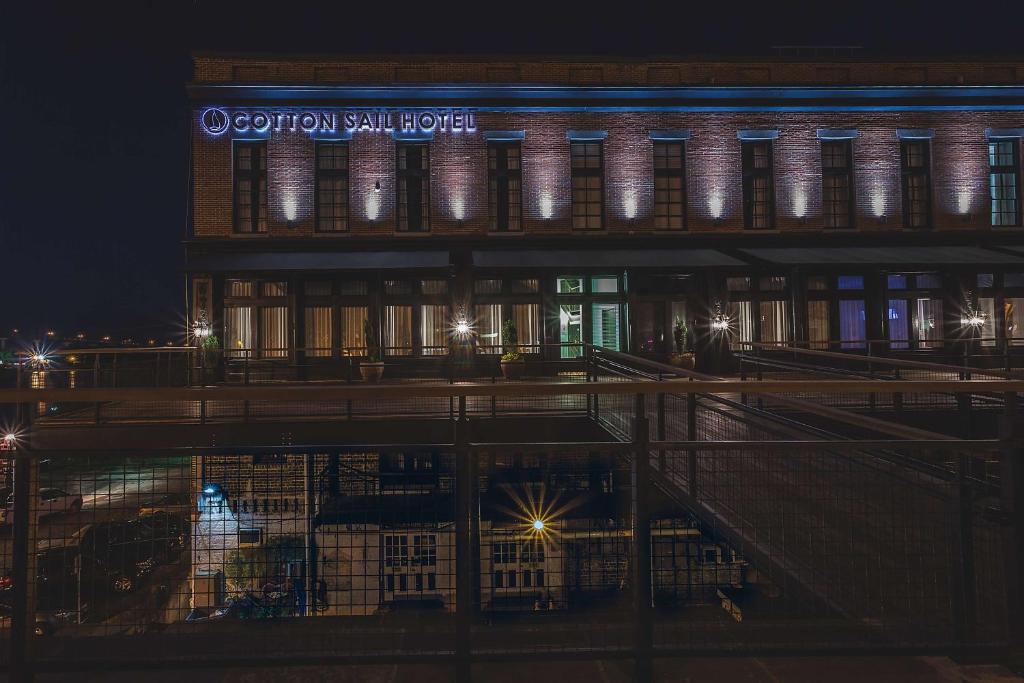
left=231, top=232, right=271, bottom=238
left=311, top=231, right=353, bottom=238
left=486, top=230, right=526, bottom=237
left=392, top=231, right=432, bottom=237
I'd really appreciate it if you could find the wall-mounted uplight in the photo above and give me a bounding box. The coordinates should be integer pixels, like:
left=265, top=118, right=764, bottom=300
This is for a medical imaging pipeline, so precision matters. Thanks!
left=374, top=180, right=381, bottom=193
left=366, top=191, right=381, bottom=221
left=871, top=188, right=886, bottom=223
left=451, top=195, right=466, bottom=222
left=623, top=187, right=638, bottom=220
left=709, top=189, right=724, bottom=226
left=539, top=191, right=554, bottom=220
left=793, top=187, right=807, bottom=224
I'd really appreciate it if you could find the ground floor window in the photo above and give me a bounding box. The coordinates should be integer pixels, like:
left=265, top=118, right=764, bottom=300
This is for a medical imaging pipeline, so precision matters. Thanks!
left=837, top=299, right=866, bottom=349
left=304, top=307, right=332, bottom=357
left=385, top=305, right=413, bottom=356
left=421, top=304, right=448, bottom=356
left=591, top=303, right=621, bottom=351
left=1008, top=298, right=1024, bottom=345
left=559, top=304, right=583, bottom=358
left=259, top=307, right=289, bottom=358
left=225, top=306, right=253, bottom=357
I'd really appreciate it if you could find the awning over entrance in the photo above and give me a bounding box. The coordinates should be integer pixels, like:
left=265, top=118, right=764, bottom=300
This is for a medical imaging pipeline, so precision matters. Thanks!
left=471, top=248, right=745, bottom=269
left=187, top=251, right=451, bottom=271
left=739, top=246, right=1024, bottom=265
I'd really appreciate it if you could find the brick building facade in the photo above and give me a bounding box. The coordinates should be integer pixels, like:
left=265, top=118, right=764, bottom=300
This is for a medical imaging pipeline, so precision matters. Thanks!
left=187, top=55, right=1024, bottom=367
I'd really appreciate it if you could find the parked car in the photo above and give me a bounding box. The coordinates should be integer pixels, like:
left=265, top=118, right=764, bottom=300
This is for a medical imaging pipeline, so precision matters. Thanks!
left=73, top=517, right=179, bottom=592
left=0, top=546, right=123, bottom=627
left=0, top=601, right=74, bottom=637
left=136, top=511, right=188, bottom=556
left=0, top=488, right=83, bottom=525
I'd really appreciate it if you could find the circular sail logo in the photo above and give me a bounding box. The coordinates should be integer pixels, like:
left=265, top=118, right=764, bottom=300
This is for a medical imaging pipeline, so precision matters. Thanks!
left=201, top=108, right=229, bottom=135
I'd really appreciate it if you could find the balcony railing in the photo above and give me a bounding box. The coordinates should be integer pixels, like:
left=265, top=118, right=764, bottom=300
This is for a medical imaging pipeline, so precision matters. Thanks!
left=0, top=352, right=1022, bottom=679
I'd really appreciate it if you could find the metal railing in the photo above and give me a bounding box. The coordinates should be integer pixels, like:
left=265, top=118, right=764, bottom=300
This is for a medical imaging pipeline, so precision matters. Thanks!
left=1, top=366, right=1023, bottom=679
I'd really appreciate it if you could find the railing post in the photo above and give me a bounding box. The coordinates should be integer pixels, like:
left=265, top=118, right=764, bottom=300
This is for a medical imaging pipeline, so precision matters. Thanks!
left=656, top=392, right=666, bottom=472
left=1000, top=392, right=1024, bottom=646
left=10, top=419, right=38, bottom=683
left=951, top=453, right=977, bottom=645
left=455, top=396, right=476, bottom=683
left=687, top=387, right=698, bottom=497
left=632, top=393, right=653, bottom=681
left=893, top=367, right=903, bottom=413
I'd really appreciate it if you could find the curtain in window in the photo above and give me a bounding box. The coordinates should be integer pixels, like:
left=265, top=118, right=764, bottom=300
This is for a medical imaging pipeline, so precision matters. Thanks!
left=1007, top=298, right=1024, bottom=346
left=915, top=298, right=943, bottom=348
left=304, top=307, right=332, bottom=357
left=807, top=300, right=829, bottom=350
left=838, top=300, right=866, bottom=349
left=474, top=304, right=502, bottom=354
left=512, top=304, right=540, bottom=354
left=591, top=303, right=620, bottom=351
left=259, top=306, right=288, bottom=358
left=384, top=305, right=413, bottom=356
left=758, top=300, right=789, bottom=345
left=420, top=304, right=448, bottom=356
left=728, top=301, right=754, bottom=350
left=979, top=298, right=996, bottom=347
left=339, top=306, right=368, bottom=355
left=224, top=306, right=253, bottom=358
left=888, top=299, right=909, bottom=349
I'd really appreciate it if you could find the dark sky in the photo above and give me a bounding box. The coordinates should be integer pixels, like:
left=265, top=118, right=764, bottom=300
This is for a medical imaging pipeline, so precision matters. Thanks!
left=2, top=1, right=1021, bottom=343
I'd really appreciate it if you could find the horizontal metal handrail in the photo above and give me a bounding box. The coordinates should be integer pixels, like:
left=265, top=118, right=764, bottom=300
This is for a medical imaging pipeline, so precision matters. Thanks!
left=4, top=378, right=1024, bottom=404
left=746, top=342, right=1022, bottom=378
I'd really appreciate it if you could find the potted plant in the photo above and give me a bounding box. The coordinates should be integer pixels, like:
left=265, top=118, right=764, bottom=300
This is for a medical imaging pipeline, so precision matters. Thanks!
left=197, top=332, right=222, bottom=384
left=499, top=318, right=525, bottom=380
left=359, top=319, right=384, bottom=383
left=670, top=317, right=695, bottom=370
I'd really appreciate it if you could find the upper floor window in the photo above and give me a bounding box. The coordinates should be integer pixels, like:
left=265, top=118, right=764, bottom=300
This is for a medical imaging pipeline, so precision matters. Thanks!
left=488, top=142, right=522, bottom=231
left=316, top=141, right=348, bottom=232
left=990, top=139, right=1021, bottom=227
left=821, top=140, right=854, bottom=229
left=742, top=141, right=774, bottom=229
left=233, top=141, right=267, bottom=234
left=653, top=141, right=686, bottom=230
left=900, top=140, right=932, bottom=228
left=571, top=141, right=604, bottom=230
left=397, top=143, right=430, bottom=232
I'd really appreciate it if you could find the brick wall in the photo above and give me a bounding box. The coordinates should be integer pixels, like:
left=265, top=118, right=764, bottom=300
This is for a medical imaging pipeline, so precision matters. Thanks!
left=192, top=108, right=1024, bottom=239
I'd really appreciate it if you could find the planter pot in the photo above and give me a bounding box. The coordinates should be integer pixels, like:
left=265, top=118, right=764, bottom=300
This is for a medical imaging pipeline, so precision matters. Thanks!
left=670, top=353, right=696, bottom=370
left=359, top=361, right=384, bottom=383
left=500, top=359, right=525, bottom=380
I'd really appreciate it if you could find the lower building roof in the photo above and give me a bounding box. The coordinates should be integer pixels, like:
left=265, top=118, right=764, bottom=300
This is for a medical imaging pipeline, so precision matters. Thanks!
left=472, top=248, right=745, bottom=268
left=739, top=246, right=1024, bottom=265
left=187, top=250, right=451, bottom=272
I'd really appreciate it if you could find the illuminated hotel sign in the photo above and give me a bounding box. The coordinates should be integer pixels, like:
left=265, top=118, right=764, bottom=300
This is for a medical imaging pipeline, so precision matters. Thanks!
left=200, top=108, right=476, bottom=136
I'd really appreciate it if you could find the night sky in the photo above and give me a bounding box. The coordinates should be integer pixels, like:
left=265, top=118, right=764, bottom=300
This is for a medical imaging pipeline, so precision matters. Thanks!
left=2, top=2, right=1020, bottom=344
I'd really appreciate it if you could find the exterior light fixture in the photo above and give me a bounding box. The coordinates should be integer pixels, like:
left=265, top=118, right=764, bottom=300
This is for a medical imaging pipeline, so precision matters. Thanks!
left=454, top=319, right=471, bottom=336
left=374, top=180, right=381, bottom=193
left=532, top=519, right=545, bottom=531
left=710, top=302, right=731, bottom=333
left=961, top=294, right=986, bottom=327
left=192, top=318, right=212, bottom=342
left=961, top=313, right=985, bottom=327
left=2, top=433, right=15, bottom=445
